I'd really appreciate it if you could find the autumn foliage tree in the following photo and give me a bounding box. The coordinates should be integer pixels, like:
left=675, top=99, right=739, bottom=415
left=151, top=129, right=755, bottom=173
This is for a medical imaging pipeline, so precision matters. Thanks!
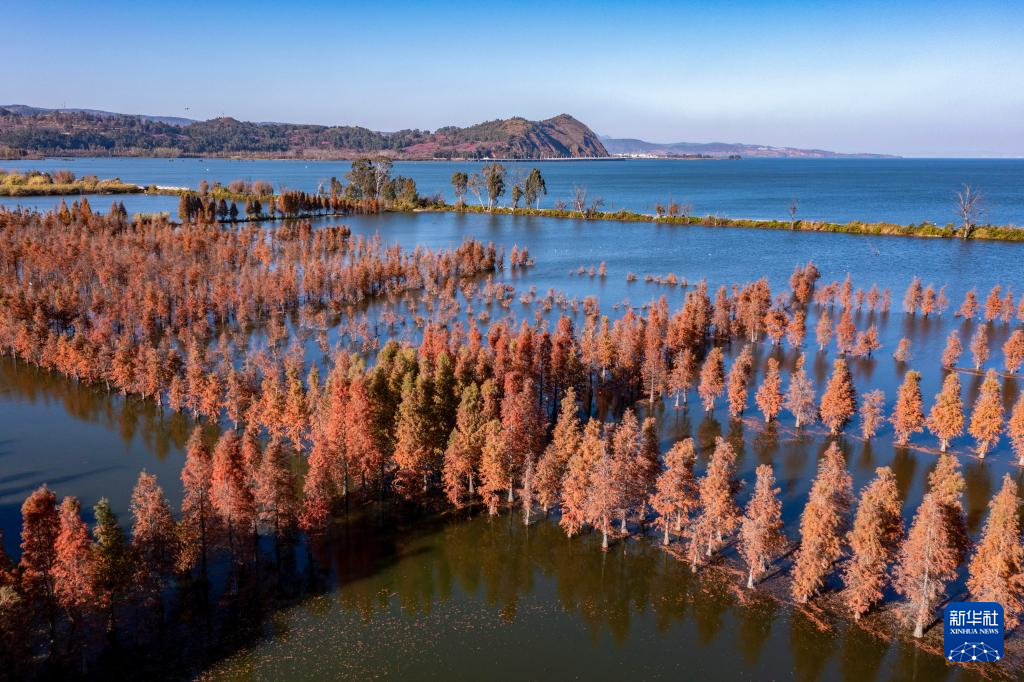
left=858, top=389, right=885, bottom=440
left=698, top=347, right=726, bottom=412
left=967, top=475, right=1024, bottom=628
left=739, top=464, right=786, bottom=588
left=926, top=372, right=963, bottom=452
left=649, top=439, right=698, bottom=546
left=895, top=493, right=958, bottom=637
left=842, top=467, right=903, bottom=620
left=785, top=354, right=817, bottom=428
left=968, top=369, right=1004, bottom=457
left=791, top=443, right=852, bottom=603
left=890, top=370, right=924, bottom=446
left=819, top=359, right=856, bottom=435
left=754, top=357, right=784, bottom=422
left=1010, top=391, right=1024, bottom=466
left=687, top=437, right=739, bottom=569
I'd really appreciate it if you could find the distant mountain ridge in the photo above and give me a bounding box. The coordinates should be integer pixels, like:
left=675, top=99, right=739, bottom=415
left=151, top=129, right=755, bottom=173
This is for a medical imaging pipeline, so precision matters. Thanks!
left=0, top=106, right=607, bottom=159
left=601, top=136, right=895, bottom=159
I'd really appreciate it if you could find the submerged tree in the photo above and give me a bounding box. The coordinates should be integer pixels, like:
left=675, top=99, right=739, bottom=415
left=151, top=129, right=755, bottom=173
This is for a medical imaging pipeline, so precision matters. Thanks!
left=739, top=464, right=786, bottom=589
left=926, top=372, right=964, bottom=452
left=791, top=443, right=853, bottom=603
left=895, top=494, right=958, bottom=637
left=842, top=467, right=903, bottom=620
left=890, top=370, right=924, bottom=446
left=785, top=354, right=817, bottom=428
left=755, top=357, right=784, bottom=422
left=941, top=330, right=963, bottom=368
left=928, top=454, right=971, bottom=565
left=967, top=475, right=1024, bottom=628
left=1010, top=391, right=1024, bottom=466
left=649, top=439, right=698, bottom=546
left=698, top=347, right=726, bottom=412
left=535, top=389, right=581, bottom=515
left=968, top=369, right=1004, bottom=457
left=858, top=389, right=886, bottom=441
left=687, top=437, right=740, bottom=569
left=820, top=359, right=856, bottom=436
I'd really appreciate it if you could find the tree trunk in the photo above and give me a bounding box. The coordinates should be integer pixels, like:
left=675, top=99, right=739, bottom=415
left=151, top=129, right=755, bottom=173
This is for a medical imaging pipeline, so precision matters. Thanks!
left=663, top=525, right=670, bottom=545
left=747, top=568, right=755, bottom=589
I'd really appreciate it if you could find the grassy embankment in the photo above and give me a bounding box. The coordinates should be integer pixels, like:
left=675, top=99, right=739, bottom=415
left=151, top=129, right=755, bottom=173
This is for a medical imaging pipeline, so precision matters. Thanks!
left=0, top=169, right=142, bottom=196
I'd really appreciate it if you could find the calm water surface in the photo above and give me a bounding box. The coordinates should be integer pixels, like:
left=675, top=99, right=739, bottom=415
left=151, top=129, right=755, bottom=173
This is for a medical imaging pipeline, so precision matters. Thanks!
left=2, top=157, right=1024, bottom=224
left=2, top=207, right=1022, bottom=680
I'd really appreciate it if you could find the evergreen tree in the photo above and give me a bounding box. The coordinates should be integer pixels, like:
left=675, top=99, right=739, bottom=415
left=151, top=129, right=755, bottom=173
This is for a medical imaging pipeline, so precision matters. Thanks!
left=443, top=382, right=486, bottom=507
left=92, top=498, right=132, bottom=636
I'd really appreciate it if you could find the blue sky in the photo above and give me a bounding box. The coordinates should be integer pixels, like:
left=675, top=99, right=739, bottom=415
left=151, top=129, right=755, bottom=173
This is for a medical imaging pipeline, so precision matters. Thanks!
left=4, top=0, right=1023, bottom=156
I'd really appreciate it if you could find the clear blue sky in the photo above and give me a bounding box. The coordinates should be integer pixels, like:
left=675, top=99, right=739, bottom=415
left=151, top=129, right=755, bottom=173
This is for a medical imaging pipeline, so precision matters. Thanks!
left=5, top=0, right=1023, bottom=156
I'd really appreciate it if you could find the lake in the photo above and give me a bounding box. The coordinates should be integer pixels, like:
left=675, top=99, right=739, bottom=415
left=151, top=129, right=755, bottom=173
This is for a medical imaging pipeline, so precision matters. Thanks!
left=2, top=157, right=1024, bottom=225
left=2, top=172, right=1023, bottom=680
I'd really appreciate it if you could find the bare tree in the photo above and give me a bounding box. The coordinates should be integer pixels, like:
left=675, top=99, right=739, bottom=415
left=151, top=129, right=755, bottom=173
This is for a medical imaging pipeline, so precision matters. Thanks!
left=955, top=184, right=983, bottom=240
left=573, top=185, right=587, bottom=217
left=788, top=197, right=799, bottom=228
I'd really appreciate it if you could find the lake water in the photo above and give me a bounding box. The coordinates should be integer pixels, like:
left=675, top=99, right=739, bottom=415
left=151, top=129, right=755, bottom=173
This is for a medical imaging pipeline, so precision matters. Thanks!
left=3, top=169, right=1023, bottom=679
left=2, top=157, right=1024, bottom=225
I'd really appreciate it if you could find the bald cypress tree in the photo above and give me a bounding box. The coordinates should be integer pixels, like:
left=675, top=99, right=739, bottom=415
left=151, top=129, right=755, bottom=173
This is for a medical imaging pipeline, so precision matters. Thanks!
left=443, top=382, right=486, bottom=508
left=858, top=389, right=886, bottom=440
left=52, top=497, right=96, bottom=648
left=791, top=443, right=853, bottom=603
left=179, top=427, right=216, bottom=576
left=698, top=347, right=726, bottom=412
left=755, top=357, right=784, bottom=422
left=895, top=493, right=958, bottom=637
left=926, top=372, right=964, bottom=452
left=785, top=354, right=817, bottom=428
left=1009, top=391, right=1024, bottom=466
left=739, top=464, right=786, bottom=589
left=970, top=324, right=990, bottom=370
left=535, top=388, right=581, bottom=515
left=967, top=475, right=1024, bottom=628
left=650, top=439, right=698, bottom=546
left=820, top=358, right=856, bottom=436
left=969, top=369, right=1004, bottom=457
left=842, top=467, right=903, bottom=620
left=560, top=419, right=603, bottom=537
left=941, top=330, right=962, bottom=369
left=890, top=370, right=924, bottom=446
left=928, top=454, right=971, bottom=565
left=687, top=437, right=740, bottom=569
left=726, top=345, right=754, bottom=417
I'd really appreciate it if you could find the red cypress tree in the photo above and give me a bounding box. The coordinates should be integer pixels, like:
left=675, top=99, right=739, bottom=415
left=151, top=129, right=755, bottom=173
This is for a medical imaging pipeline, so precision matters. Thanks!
left=892, top=337, right=912, bottom=363
left=890, top=370, right=924, bottom=446
left=970, top=324, right=990, bottom=370
left=560, top=419, right=603, bottom=536
left=739, top=464, right=786, bottom=588
left=755, top=357, right=784, bottom=422
left=957, top=289, right=978, bottom=320
left=478, top=419, right=508, bottom=515
left=941, top=330, right=962, bottom=368
left=179, top=427, right=216, bottom=575
left=842, top=467, right=903, bottom=619
left=300, top=434, right=336, bottom=535
left=52, top=497, right=97, bottom=634
left=669, top=348, right=697, bottom=408
left=835, top=308, right=856, bottom=354
left=785, top=355, right=817, bottom=428
left=926, top=372, right=964, bottom=452
left=443, top=382, right=486, bottom=507
left=791, top=443, right=853, bottom=603
left=1003, top=329, right=1024, bottom=375
left=687, top=437, right=740, bottom=569
left=726, top=345, right=754, bottom=418
left=392, top=372, right=434, bottom=498
left=858, top=389, right=886, bottom=440
left=967, top=475, right=1024, bottom=628
left=928, top=454, right=971, bottom=565
left=819, top=358, right=856, bottom=435
left=1009, top=391, right=1024, bottom=466
left=698, top=347, right=726, bottom=412
left=895, top=493, right=958, bottom=637
left=211, top=430, right=256, bottom=556
left=18, top=485, right=59, bottom=636
left=130, top=471, right=176, bottom=607
left=649, top=439, right=698, bottom=546
left=586, top=445, right=618, bottom=550
left=969, top=369, right=1004, bottom=457
left=535, top=388, right=581, bottom=514
left=255, top=438, right=298, bottom=542
left=815, top=309, right=832, bottom=352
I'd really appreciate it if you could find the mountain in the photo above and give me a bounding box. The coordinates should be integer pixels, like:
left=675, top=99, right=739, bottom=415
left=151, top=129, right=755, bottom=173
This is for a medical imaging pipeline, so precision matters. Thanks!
left=600, top=136, right=894, bottom=159
left=0, top=104, right=195, bottom=127
left=0, top=106, right=607, bottom=159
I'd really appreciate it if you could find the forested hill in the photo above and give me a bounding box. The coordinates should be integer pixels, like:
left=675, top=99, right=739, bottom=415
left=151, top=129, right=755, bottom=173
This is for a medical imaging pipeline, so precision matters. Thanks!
left=0, top=107, right=608, bottom=159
